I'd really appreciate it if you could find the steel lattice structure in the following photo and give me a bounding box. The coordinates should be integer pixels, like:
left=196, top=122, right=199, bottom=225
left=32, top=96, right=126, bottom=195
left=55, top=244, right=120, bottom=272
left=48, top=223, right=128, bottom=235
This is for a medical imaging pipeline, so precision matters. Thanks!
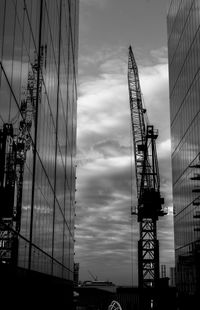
left=128, top=46, right=166, bottom=288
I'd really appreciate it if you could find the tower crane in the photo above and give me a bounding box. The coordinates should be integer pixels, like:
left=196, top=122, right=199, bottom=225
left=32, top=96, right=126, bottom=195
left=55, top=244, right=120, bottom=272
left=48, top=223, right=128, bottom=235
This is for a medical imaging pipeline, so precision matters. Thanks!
left=128, top=46, right=167, bottom=288
left=0, top=45, right=46, bottom=265
left=88, top=270, right=98, bottom=281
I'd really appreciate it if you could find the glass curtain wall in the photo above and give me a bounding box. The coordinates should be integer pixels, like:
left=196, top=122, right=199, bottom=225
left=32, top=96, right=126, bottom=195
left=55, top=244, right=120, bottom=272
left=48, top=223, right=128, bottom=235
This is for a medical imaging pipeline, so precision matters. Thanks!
left=0, top=0, right=79, bottom=282
left=167, top=0, right=200, bottom=295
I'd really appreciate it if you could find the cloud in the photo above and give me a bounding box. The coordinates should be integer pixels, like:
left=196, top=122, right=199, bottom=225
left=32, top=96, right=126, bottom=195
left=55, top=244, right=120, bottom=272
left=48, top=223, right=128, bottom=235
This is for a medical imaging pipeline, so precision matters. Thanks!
left=158, top=139, right=171, bottom=158
left=150, top=46, right=168, bottom=63
left=80, top=0, right=108, bottom=9
left=92, top=139, right=130, bottom=158
left=75, top=46, right=174, bottom=285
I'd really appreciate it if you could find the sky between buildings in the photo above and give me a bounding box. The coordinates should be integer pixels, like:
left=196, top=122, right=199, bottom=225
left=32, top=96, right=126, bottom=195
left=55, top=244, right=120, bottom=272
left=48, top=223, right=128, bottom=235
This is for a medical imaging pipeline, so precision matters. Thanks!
left=75, top=0, right=174, bottom=286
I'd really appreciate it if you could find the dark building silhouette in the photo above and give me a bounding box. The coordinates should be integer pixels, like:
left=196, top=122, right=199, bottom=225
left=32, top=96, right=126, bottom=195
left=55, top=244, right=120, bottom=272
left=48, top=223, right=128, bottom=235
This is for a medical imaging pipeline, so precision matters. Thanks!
left=169, top=266, right=176, bottom=287
left=167, top=0, right=200, bottom=307
left=74, top=285, right=177, bottom=310
left=74, top=262, right=80, bottom=286
left=0, top=0, right=79, bottom=307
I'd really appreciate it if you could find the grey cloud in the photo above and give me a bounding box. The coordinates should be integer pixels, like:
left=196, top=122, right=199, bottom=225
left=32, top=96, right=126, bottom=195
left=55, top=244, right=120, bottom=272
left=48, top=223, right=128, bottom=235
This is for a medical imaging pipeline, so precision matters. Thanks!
left=80, top=0, right=108, bottom=8
left=92, top=139, right=130, bottom=158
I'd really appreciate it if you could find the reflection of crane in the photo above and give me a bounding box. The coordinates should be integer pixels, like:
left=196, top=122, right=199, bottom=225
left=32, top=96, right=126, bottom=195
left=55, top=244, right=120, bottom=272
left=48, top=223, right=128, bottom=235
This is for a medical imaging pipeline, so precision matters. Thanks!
left=0, top=45, right=46, bottom=265
left=128, top=46, right=167, bottom=288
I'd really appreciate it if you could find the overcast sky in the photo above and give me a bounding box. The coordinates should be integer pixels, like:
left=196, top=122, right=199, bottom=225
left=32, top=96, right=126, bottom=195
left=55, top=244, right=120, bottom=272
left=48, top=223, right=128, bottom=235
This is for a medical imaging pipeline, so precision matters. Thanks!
left=75, top=0, right=174, bottom=286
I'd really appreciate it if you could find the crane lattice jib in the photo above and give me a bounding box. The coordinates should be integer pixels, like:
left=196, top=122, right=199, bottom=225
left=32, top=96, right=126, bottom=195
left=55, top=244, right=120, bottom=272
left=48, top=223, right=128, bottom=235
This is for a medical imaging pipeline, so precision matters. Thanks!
left=128, top=47, right=161, bottom=201
left=128, top=46, right=146, bottom=198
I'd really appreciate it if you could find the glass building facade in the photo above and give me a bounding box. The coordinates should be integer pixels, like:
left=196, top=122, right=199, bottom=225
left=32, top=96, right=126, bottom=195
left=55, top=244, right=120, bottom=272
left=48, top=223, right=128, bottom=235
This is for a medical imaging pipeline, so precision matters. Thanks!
left=167, top=0, right=200, bottom=296
left=0, top=0, right=79, bottom=285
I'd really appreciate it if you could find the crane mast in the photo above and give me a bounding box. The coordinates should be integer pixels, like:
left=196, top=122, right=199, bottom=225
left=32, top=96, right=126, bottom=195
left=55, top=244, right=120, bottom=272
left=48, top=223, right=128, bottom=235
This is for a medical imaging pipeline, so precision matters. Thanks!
left=128, top=46, right=166, bottom=288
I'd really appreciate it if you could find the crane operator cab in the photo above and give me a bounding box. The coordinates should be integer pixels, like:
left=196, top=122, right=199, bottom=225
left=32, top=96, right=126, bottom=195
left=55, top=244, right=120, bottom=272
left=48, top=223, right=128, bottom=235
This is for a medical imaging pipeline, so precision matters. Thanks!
left=138, top=189, right=165, bottom=221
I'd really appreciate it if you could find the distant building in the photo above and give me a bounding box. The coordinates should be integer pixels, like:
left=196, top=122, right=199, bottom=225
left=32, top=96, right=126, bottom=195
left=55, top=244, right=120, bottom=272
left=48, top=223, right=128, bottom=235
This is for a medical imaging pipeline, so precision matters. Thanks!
left=167, top=0, right=200, bottom=305
left=0, top=0, right=79, bottom=307
left=169, top=267, right=176, bottom=287
left=74, top=262, right=80, bottom=286
left=160, top=264, right=167, bottom=278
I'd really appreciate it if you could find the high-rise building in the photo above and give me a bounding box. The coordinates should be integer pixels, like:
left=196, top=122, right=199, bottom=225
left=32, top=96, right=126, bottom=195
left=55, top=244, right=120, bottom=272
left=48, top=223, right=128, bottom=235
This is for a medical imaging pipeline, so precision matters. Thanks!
left=0, top=0, right=79, bottom=306
left=167, top=0, right=200, bottom=304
